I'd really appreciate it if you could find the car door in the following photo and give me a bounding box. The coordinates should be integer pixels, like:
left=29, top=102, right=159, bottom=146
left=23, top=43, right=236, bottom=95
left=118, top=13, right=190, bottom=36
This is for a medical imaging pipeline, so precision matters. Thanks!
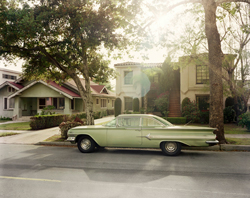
left=107, top=116, right=142, bottom=147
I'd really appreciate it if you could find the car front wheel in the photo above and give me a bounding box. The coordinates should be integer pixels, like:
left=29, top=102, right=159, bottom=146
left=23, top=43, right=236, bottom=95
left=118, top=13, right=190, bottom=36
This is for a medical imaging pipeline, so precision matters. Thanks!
left=160, top=142, right=181, bottom=156
left=77, top=136, right=95, bottom=153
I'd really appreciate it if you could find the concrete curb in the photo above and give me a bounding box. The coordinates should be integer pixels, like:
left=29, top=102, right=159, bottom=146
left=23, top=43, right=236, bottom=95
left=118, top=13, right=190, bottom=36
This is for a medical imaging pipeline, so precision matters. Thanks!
left=37, top=141, right=250, bottom=151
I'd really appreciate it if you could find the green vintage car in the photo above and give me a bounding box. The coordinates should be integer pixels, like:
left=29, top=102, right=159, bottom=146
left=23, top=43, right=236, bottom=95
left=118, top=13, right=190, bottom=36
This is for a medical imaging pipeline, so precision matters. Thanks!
left=67, top=114, right=218, bottom=156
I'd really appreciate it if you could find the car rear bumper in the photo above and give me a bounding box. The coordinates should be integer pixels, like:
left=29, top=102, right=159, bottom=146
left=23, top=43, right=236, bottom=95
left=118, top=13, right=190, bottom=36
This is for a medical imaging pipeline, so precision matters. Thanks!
left=206, top=140, right=219, bottom=146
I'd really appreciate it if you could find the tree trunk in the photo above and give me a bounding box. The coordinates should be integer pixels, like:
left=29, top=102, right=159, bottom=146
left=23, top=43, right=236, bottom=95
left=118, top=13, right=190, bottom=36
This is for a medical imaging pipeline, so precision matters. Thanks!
left=203, top=0, right=226, bottom=144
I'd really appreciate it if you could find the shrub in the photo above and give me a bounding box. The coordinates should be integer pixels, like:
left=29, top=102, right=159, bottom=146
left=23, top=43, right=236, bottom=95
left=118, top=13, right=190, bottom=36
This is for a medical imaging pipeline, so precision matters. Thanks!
left=238, top=112, right=250, bottom=131
left=182, top=100, right=201, bottom=123
left=93, top=111, right=101, bottom=119
left=166, top=117, right=186, bottom=124
left=114, top=98, right=122, bottom=117
left=133, top=98, right=140, bottom=112
left=200, top=111, right=209, bottom=124
left=30, top=114, right=64, bottom=130
left=182, top=97, right=191, bottom=111
left=59, top=121, right=83, bottom=139
left=154, top=92, right=169, bottom=116
left=224, top=106, right=235, bottom=123
left=225, top=97, right=234, bottom=107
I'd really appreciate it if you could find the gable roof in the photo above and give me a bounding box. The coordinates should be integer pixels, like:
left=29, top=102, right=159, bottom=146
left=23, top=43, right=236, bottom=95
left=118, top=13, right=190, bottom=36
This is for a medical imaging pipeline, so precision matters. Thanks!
left=8, top=80, right=81, bottom=99
left=0, top=81, right=24, bottom=90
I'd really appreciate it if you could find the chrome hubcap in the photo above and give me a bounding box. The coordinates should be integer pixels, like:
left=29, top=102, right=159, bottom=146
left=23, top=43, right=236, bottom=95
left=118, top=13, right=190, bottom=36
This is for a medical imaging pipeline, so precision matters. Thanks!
left=81, top=139, right=91, bottom=150
left=165, top=142, right=177, bottom=153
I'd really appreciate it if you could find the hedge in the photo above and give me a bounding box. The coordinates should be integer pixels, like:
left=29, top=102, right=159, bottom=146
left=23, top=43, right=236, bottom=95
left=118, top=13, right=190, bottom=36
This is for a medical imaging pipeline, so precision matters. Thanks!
left=166, top=117, right=186, bottom=124
left=59, top=121, right=83, bottom=139
left=30, top=114, right=64, bottom=130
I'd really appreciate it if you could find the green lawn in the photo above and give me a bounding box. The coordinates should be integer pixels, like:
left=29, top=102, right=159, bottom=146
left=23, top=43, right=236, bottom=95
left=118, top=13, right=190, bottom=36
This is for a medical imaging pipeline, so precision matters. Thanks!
left=227, top=138, right=250, bottom=145
left=0, top=132, right=19, bottom=137
left=0, top=122, right=31, bottom=130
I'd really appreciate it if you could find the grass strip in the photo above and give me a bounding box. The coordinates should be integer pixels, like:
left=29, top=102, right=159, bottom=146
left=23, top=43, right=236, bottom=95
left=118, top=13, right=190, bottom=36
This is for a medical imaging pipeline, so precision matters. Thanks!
left=0, top=132, right=19, bottom=137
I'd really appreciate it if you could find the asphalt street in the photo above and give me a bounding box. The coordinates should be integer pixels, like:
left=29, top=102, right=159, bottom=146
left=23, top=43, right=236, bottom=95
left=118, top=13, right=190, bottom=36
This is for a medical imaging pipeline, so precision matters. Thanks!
left=0, top=144, right=250, bottom=198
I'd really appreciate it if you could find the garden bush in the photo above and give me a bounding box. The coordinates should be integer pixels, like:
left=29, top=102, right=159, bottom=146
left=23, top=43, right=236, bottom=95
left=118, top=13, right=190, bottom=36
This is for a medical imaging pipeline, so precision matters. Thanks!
left=182, top=100, right=201, bottom=123
left=224, top=106, right=235, bottom=123
left=200, top=111, right=209, bottom=124
left=59, top=121, right=83, bottom=139
left=182, top=97, right=191, bottom=111
left=30, top=114, right=64, bottom=130
left=154, top=92, right=169, bottom=117
left=166, top=117, right=186, bottom=124
left=238, top=112, right=250, bottom=131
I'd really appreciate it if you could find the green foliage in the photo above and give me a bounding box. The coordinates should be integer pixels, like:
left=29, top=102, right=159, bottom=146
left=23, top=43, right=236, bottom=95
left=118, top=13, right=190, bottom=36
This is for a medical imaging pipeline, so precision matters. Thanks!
left=41, top=105, right=56, bottom=115
left=182, top=97, right=191, bottom=111
left=133, top=98, right=140, bottom=112
left=0, top=116, right=12, bottom=121
left=115, top=98, right=122, bottom=117
left=200, top=111, right=209, bottom=124
left=0, top=0, right=142, bottom=124
left=30, top=114, right=64, bottom=130
left=238, top=112, right=250, bottom=131
left=224, top=106, right=235, bottom=123
left=59, top=121, right=83, bottom=139
left=166, top=117, right=186, bottom=124
left=182, top=100, right=201, bottom=123
left=154, top=92, right=169, bottom=117
left=225, top=97, right=234, bottom=107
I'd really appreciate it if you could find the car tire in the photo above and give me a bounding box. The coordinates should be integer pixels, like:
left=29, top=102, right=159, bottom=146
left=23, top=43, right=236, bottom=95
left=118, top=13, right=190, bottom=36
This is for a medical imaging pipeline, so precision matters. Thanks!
left=77, top=136, right=96, bottom=153
left=160, top=142, right=181, bottom=156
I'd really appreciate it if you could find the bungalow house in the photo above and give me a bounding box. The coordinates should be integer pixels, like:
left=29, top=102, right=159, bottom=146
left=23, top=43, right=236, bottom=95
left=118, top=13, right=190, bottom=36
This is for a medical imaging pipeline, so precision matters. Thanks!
left=115, top=54, right=236, bottom=117
left=0, top=74, right=116, bottom=120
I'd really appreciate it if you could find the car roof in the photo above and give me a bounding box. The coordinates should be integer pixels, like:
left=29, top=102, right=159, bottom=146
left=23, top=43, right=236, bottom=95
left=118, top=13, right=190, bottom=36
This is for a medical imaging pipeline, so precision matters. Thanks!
left=117, top=114, right=155, bottom=118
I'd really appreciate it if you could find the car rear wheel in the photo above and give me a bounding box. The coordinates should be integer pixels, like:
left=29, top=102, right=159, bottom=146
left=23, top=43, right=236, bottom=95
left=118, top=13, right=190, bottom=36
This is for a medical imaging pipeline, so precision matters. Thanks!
left=160, top=142, right=181, bottom=156
left=77, top=136, right=95, bottom=153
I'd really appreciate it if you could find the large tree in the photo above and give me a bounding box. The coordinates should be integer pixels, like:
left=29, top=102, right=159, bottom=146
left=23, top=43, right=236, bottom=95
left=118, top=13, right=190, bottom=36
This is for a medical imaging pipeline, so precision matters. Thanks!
left=145, top=0, right=250, bottom=143
left=0, top=0, right=142, bottom=125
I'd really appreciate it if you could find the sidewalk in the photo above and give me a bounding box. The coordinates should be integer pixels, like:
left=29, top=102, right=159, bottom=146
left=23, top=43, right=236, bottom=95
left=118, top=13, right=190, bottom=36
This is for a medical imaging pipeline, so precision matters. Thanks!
left=0, top=116, right=114, bottom=145
left=1, top=115, right=250, bottom=151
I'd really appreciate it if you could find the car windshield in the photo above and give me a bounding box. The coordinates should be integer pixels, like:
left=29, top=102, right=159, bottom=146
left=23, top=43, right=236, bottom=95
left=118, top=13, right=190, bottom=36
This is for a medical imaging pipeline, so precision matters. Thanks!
left=105, top=119, right=116, bottom=127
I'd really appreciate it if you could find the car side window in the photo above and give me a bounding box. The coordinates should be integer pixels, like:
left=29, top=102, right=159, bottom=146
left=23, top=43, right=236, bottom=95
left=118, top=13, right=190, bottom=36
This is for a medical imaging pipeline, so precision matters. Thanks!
left=117, top=117, right=140, bottom=127
left=142, top=117, right=163, bottom=127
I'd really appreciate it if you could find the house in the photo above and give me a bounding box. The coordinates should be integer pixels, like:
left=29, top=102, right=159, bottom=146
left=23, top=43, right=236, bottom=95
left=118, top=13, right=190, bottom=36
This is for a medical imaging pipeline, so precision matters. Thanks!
left=0, top=68, right=21, bottom=85
left=0, top=74, right=116, bottom=120
left=115, top=54, right=236, bottom=117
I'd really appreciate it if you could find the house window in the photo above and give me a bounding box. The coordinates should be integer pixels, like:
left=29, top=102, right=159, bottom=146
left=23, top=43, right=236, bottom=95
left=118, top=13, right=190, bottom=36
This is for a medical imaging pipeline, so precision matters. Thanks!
left=196, top=65, right=209, bottom=84
left=112, top=100, right=114, bottom=108
left=101, top=99, right=107, bottom=108
left=52, top=98, right=65, bottom=109
left=2, top=74, right=17, bottom=80
left=96, top=99, right=99, bottom=105
left=3, top=97, right=14, bottom=110
left=8, top=86, right=15, bottom=93
left=3, top=98, right=7, bottom=110
left=196, top=95, right=210, bottom=111
left=9, top=98, right=15, bottom=109
left=53, top=98, right=58, bottom=109
left=71, top=99, right=74, bottom=110
left=39, top=98, right=46, bottom=109
left=124, top=71, right=133, bottom=85
left=59, top=98, right=65, bottom=109
left=124, top=97, right=133, bottom=111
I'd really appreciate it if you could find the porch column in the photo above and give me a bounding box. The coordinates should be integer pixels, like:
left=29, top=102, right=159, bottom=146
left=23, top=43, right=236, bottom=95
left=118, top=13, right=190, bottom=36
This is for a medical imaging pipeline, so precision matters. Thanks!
left=64, top=97, right=72, bottom=115
left=13, top=96, right=21, bottom=119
